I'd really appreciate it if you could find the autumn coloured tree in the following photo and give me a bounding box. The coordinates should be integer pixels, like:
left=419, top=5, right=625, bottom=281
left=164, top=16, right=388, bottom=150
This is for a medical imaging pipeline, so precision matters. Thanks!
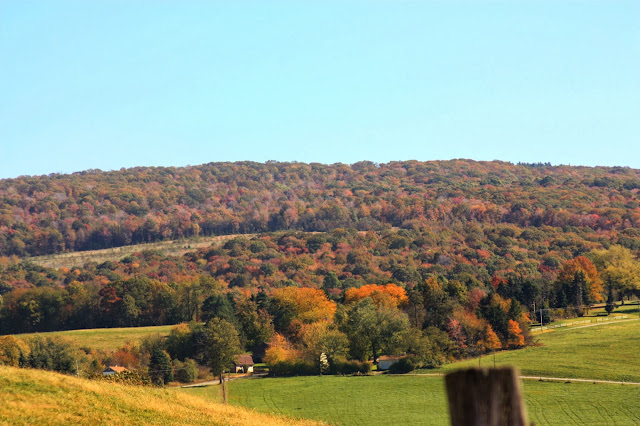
left=478, top=325, right=502, bottom=354
left=270, top=287, right=336, bottom=326
left=343, top=284, right=408, bottom=308
left=555, top=256, right=603, bottom=306
left=264, top=333, right=299, bottom=365
left=506, top=320, right=525, bottom=349
left=0, top=335, right=30, bottom=366
left=590, top=245, right=640, bottom=301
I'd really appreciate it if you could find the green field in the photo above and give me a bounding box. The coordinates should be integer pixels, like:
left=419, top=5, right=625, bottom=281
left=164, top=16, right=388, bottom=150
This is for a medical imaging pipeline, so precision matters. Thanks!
left=178, top=319, right=640, bottom=425
left=432, top=319, right=640, bottom=382
left=16, top=325, right=175, bottom=351
left=180, top=375, right=640, bottom=425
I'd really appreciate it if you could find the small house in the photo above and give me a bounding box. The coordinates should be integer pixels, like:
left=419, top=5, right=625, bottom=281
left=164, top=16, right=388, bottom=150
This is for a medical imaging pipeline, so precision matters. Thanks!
left=233, top=354, right=255, bottom=373
left=102, top=365, right=129, bottom=376
left=377, top=355, right=406, bottom=371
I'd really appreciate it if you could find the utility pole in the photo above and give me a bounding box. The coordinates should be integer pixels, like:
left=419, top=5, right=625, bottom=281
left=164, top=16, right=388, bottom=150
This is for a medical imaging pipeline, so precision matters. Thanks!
left=540, top=308, right=543, bottom=332
left=75, top=360, right=79, bottom=378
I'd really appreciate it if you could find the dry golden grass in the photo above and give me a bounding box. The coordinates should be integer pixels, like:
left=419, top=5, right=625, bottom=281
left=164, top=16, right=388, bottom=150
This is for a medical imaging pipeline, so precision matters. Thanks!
left=27, top=234, right=254, bottom=268
left=0, top=366, right=323, bottom=426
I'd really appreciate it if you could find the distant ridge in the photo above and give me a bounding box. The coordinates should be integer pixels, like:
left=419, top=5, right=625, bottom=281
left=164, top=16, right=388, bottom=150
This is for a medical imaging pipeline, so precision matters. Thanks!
left=2, top=159, right=640, bottom=258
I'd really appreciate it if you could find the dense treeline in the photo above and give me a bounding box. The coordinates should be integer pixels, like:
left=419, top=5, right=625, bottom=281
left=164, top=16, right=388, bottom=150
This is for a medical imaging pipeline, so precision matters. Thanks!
left=3, top=160, right=640, bottom=257
left=3, top=230, right=639, bottom=369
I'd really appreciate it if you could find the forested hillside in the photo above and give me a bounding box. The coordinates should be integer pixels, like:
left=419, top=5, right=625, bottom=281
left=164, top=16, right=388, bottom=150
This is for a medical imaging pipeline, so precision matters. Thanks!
left=3, top=160, right=640, bottom=257
left=2, top=160, right=640, bottom=370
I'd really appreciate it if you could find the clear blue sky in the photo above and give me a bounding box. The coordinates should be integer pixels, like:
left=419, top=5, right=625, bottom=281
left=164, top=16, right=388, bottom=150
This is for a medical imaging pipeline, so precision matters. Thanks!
left=1, top=1, right=638, bottom=178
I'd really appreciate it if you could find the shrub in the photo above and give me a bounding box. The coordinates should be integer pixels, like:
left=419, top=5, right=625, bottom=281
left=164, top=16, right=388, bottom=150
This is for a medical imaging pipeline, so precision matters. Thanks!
left=0, top=336, right=30, bottom=367
left=388, top=357, right=417, bottom=374
left=25, top=336, right=78, bottom=374
left=100, top=370, right=151, bottom=386
left=268, top=360, right=317, bottom=377
left=330, top=360, right=371, bottom=375
left=174, top=358, right=198, bottom=383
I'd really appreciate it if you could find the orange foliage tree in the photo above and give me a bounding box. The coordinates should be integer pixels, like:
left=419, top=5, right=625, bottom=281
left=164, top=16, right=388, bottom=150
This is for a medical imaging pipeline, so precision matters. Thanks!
left=343, top=284, right=408, bottom=308
left=506, top=319, right=525, bottom=348
left=478, top=324, right=502, bottom=353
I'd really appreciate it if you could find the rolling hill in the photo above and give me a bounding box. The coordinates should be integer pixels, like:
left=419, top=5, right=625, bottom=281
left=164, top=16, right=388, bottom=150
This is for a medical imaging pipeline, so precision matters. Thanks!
left=0, top=365, right=322, bottom=425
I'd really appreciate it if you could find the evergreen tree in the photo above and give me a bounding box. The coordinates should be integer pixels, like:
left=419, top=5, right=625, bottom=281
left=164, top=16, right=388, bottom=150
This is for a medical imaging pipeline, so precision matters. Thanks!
left=541, top=301, right=552, bottom=324
left=149, top=348, right=173, bottom=385
left=508, top=300, right=523, bottom=321
left=573, top=271, right=585, bottom=316
left=605, top=281, right=615, bottom=316
left=254, top=287, right=271, bottom=311
left=201, top=293, right=236, bottom=324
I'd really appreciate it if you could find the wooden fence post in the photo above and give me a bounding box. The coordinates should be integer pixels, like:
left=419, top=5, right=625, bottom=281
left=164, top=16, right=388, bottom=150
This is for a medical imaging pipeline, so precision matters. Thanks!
left=221, top=372, right=227, bottom=404
left=445, top=367, right=528, bottom=426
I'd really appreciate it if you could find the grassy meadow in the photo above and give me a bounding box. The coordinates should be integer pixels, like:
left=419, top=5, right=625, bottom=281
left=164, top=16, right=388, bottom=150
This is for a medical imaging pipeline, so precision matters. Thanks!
left=16, top=324, right=175, bottom=351
left=431, top=317, right=640, bottom=382
left=0, top=365, right=322, bottom=426
left=181, top=375, right=640, bottom=426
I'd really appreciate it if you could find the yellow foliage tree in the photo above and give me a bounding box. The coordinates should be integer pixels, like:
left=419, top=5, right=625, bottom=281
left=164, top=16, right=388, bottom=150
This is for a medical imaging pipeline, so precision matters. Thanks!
left=591, top=245, right=640, bottom=299
left=557, top=256, right=604, bottom=303
left=271, top=287, right=336, bottom=323
left=0, top=335, right=30, bottom=367
left=264, top=333, right=299, bottom=364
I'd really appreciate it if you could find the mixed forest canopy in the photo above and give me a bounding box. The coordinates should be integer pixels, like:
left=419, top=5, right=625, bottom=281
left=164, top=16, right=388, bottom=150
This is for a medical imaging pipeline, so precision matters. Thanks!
left=3, top=159, right=640, bottom=258
left=2, top=160, right=640, bottom=371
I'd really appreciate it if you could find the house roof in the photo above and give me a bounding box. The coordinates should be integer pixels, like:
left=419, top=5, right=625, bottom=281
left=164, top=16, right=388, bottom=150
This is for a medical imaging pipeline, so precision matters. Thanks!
left=233, top=354, right=254, bottom=366
left=104, top=365, right=128, bottom=373
left=378, top=355, right=406, bottom=362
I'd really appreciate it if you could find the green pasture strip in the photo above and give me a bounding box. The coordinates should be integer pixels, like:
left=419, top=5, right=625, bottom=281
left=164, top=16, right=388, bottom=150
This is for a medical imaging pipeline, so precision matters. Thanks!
left=230, top=375, right=449, bottom=425
left=15, top=325, right=175, bottom=351
left=181, top=375, right=640, bottom=426
left=430, top=320, right=640, bottom=382
left=530, top=304, right=640, bottom=330
left=531, top=316, right=635, bottom=333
